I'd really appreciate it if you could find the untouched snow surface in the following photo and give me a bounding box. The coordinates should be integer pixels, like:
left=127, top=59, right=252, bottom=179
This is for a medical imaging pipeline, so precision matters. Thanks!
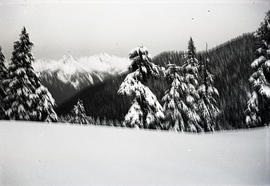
left=0, top=121, right=269, bottom=186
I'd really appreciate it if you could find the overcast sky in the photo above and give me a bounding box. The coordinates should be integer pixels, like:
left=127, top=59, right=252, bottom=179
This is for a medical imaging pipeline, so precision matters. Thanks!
left=0, top=0, right=269, bottom=59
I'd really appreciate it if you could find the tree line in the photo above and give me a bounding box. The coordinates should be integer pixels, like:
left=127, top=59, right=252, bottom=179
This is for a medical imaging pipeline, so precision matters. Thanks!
left=1, top=10, right=270, bottom=131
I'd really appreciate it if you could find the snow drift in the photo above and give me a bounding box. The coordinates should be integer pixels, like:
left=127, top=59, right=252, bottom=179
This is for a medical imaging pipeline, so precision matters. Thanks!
left=0, top=121, right=269, bottom=186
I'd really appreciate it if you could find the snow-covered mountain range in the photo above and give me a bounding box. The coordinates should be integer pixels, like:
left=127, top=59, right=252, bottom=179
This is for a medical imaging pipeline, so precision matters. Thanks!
left=33, top=53, right=130, bottom=104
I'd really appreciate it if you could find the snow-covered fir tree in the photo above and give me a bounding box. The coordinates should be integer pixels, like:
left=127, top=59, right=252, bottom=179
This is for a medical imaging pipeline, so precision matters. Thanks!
left=0, top=47, right=8, bottom=119
left=198, top=57, right=220, bottom=131
left=5, top=27, right=57, bottom=121
left=245, top=11, right=270, bottom=127
left=188, top=37, right=196, bottom=59
left=118, top=46, right=164, bottom=129
left=128, top=46, right=159, bottom=83
left=162, top=64, right=187, bottom=131
left=181, top=37, right=202, bottom=132
left=67, top=99, right=90, bottom=124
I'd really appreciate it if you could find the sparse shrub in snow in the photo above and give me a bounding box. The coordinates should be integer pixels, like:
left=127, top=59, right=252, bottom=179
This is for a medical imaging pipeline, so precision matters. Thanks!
left=197, top=58, right=220, bottom=131
left=0, top=47, right=8, bottom=119
left=246, top=11, right=270, bottom=127
left=4, top=27, right=58, bottom=121
left=118, top=46, right=164, bottom=129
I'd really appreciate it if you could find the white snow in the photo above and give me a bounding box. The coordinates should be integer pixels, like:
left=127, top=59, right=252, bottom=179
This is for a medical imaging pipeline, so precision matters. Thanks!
left=251, top=56, right=266, bottom=68
left=260, top=85, right=270, bottom=98
left=0, top=121, right=269, bottom=186
left=265, top=60, right=270, bottom=67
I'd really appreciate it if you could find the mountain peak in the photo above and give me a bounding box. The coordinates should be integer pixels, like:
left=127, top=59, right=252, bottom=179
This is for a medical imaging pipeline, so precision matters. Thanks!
left=34, top=53, right=130, bottom=96
left=62, top=54, right=77, bottom=65
left=33, top=53, right=130, bottom=74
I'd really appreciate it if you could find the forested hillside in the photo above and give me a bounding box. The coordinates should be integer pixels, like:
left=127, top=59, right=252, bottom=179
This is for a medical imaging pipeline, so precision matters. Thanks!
left=202, top=34, right=256, bottom=129
left=153, top=33, right=256, bottom=129
left=56, top=33, right=256, bottom=129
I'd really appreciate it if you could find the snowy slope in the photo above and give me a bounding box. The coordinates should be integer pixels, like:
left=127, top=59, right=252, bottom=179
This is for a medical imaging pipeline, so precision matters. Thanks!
left=0, top=121, right=269, bottom=186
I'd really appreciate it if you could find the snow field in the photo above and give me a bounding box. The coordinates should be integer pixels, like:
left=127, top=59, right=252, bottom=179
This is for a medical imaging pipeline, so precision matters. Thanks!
left=0, top=121, right=269, bottom=186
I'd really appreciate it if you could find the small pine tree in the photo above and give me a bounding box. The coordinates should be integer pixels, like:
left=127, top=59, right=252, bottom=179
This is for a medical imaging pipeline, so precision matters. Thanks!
left=0, top=47, right=8, bottom=119
left=198, top=57, right=220, bottom=131
left=113, top=119, right=121, bottom=127
left=118, top=46, right=164, bottom=129
left=101, top=117, right=107, bottom=126
left=162, top=64, right=187, bottom=131
left=188, top=37, right=196, bottom=59
left=68, top=99, right=89, bottom=124
left=87, top=116, right=95, bottom=125
left=5, top=27, right=58, bottom=121
left=245, top=11, right=270, bottom=127
left=107, top=119, right=114, bottom=126
left=95, top=117, right=101, bottom=125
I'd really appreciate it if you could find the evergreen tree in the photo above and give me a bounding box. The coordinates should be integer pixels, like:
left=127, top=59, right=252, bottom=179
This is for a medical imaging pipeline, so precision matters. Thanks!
left=118, top=46, right=164, bottom=129
left=59, top=115, right=71, bottom=123
left=87, top=116, right=95, bottom=125
left=245, top=11, right=270, bottom=127
left=5, top=27, right=57, bottom=121
left=113, top=119, right=121, bottom=127
left=101, top=117, right=107, bottom=126
left=162, top=64, right=187, bottom=131
left=95, top=117, right=101, bottom=125
left=0, top=47, right=8, bottom=119
left=188, top=37, right=196, bottom=59
left=107, top=119, right=114, bottom=126
left=198, top=57, right=220, bottom=131
left=128, top=46, right=159, bottom=83
left=181, top=37, right=202, bottom=132
left=68, top=99, right=89, bottom=124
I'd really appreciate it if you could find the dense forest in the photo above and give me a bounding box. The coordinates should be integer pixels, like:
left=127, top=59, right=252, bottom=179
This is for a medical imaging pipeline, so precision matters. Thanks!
left=56, top=33, right=256, bottom=130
